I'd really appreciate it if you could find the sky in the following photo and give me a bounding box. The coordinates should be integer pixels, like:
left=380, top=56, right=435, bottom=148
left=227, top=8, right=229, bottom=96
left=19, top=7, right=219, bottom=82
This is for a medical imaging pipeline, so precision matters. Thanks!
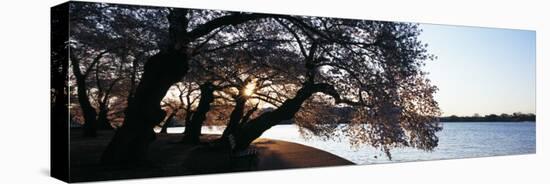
left=419, top=24, right=536, bottom=116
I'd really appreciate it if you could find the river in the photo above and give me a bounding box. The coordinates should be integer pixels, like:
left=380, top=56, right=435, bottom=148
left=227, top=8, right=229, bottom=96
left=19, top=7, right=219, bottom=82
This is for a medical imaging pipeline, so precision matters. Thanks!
left=162, top=122, right=536, bottom=164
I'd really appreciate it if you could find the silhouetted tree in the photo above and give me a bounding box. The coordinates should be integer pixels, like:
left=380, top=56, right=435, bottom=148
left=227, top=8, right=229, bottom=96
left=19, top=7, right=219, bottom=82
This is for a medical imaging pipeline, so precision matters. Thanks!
left=69, top=49, right=105, bottom=137
left=99, top=6, right=277, bottom=164
left=158, top=82, right=200, bottom=134
left=68, top=2, right=166, bottom=136
left=68, top=3, right=442, bottom=164
left=189, top=17, right=442, bottom=159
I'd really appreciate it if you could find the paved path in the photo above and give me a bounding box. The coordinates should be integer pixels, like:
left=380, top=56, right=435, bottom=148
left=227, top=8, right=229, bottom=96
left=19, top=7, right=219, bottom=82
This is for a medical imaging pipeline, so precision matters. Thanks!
left=252, top=138, right=354, bottom=170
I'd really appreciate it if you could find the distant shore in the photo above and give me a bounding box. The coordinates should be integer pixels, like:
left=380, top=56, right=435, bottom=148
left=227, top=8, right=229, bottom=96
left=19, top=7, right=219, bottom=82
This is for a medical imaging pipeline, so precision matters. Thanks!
left=439, top=113, right=535, bottom=122
left=69, top=130, right=353, bottom=182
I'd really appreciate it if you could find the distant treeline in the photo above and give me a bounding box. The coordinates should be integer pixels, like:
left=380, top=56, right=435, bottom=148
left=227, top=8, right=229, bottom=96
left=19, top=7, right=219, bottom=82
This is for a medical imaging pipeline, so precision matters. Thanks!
left=440, top=113, right=536, bottom=122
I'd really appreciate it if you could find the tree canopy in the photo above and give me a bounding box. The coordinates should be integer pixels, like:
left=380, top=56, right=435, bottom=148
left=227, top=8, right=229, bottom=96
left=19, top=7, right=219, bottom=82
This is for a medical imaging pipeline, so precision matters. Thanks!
left=67, top=2, right=441, bottom=161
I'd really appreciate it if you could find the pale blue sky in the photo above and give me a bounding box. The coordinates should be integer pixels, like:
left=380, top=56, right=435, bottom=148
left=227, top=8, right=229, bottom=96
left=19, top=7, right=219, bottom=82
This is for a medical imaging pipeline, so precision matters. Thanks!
left=419, top=24, right=536, bottom=116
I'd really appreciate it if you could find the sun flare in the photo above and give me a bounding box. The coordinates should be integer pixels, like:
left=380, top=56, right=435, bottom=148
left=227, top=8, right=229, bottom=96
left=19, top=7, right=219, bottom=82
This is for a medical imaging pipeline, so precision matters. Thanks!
left=242, top=82, right=256, bottom=97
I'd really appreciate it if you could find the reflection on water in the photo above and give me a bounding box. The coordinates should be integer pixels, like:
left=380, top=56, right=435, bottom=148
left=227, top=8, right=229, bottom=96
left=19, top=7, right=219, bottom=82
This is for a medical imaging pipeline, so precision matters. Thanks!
left=162, top=122, right=536, bottom=164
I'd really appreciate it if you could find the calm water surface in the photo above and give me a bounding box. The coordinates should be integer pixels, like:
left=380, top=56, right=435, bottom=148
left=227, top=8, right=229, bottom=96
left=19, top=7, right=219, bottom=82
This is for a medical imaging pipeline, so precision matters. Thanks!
left=164, top=122, right=536, bottom=164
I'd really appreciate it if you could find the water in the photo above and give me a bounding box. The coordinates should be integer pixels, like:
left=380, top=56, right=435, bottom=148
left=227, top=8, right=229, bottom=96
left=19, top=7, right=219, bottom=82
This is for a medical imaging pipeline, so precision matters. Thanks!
left=163, top=122, right=536, bottom=164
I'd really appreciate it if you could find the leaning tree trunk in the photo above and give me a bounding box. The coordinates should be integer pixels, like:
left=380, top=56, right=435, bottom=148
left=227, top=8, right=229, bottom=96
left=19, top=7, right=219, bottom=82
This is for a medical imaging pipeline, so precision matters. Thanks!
left=181, top=82, right=215, bottom=144
left=160, top=112, right=176, bottom=134
left=100, top=51, right=188, bottom=165
left=233, top=82, right=334, bottom=150
left=100, top=8, right=192, bottom=165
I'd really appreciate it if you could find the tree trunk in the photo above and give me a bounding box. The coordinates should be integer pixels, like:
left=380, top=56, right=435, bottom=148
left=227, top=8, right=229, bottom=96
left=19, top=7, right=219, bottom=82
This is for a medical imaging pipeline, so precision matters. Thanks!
left=184, top=110, right=193, bottom=126
left=96, top=104, right=111, bottom=130
left=75, top=76, right=98, bottom=137
left=181, top=84, right=194, bottom=129
left=70, top=52, right=105, bottom=137
left=100, top=8, right=192, bottom=165
left=221, top=96, right=246, bottom=139
left=100, top=51, right=189, bottom=165
left=96, top=76, right=120, bottom=130
left=160, top=112, right=176, bottom=134
left=181, top=82, right=215, bottom=144
left=233, top=82, right=333, bottom=150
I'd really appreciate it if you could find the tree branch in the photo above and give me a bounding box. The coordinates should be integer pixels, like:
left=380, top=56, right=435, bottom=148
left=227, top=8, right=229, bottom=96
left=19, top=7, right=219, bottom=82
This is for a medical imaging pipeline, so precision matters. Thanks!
left=83, top=50, right=109, bottom=78
left=200, top=38, right=292, bottom=54
left=191, top=26, right=227, bottom=56
left=276, top=19, right=309, bottom=58
left=187, top=13, right=271, bottom=40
